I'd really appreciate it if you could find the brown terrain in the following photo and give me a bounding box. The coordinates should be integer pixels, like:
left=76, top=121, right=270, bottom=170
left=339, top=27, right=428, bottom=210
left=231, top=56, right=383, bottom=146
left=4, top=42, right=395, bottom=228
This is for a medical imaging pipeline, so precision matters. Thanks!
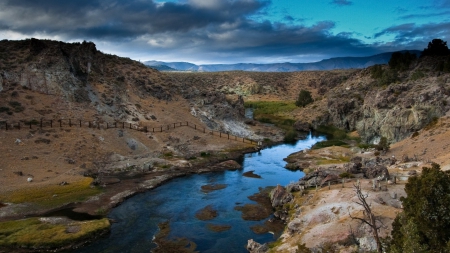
left=1, top=38, right=450, bottom=252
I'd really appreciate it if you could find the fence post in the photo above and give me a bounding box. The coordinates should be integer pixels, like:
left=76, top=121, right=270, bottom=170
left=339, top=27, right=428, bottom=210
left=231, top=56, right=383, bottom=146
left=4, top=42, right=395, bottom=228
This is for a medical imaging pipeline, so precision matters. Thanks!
left=174, top=123, right=176, bottom=128
left=29, top=122, right=32, bottom=129
left=106, top=123, right=109, bottom=129
left=186, top=121, right=188, bottom=126
left=153, top=128, right=154, bottom=133
left=393, top=176, right=396, bottom=184
left=328, top=181, right=330, bottom=190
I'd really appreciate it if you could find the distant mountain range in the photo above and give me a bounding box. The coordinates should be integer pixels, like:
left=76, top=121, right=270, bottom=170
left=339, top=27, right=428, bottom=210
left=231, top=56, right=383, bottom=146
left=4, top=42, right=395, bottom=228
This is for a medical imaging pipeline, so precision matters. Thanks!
left=145, top=50, right=421, bottom=72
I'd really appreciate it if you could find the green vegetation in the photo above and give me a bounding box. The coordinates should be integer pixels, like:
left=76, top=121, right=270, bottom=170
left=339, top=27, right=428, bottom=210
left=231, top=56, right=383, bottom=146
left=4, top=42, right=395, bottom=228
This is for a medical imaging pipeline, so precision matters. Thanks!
left=295, top=89, right=314, bottom=107
left=389, top=51, right=416, bottom=71
left=339, top=172, right=355, bottom=178
left=312, top=125, right=350, bottom=149
left=0, top=177, right=102, bottom=208
left=375, top=136, right=390, bottom=152
left=388, top=163, right=450, bottom=252
left=312, top=139, right=348, bottom=149
left=410, top=70, right=425, bottom=81
left=421, top=38, right=450, bottom=57
left=0, top=106, right=10, bottom=113
left=424, top=117, right=439, bottom=130
left=244, top=100, right=298, bottom=140
left=0, top=217, right=109, bottom=249
left=8, top=101, right=25, bottom=113
left=370, top=65, right=399, bottom=86
left=244, top=101, right=297, bottom=115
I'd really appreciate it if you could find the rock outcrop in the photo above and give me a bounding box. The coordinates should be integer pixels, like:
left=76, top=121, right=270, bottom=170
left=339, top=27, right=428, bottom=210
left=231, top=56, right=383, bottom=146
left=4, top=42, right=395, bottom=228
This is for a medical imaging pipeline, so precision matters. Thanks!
left=247, top=239, right=268, bottom=253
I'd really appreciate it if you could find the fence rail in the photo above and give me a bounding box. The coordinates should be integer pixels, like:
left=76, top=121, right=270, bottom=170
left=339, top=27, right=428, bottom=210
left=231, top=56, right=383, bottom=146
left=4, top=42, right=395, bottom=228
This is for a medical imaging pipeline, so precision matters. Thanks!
left=303, top=174, right=409, bottom=193
left=0, top=119, right=257, bottom=145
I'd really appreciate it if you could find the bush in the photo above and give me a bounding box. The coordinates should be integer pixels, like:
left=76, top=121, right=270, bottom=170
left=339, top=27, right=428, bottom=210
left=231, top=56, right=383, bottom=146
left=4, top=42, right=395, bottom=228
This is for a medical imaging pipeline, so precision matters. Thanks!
left=388, top=163, right=450, bottom=252
left=339, top=172, right=355, bottom=178
left=389, top=51, right=417, bottom=71
left=371, top=65, right=383, bottom=79
left=284, top=129, right=297, bottom=143
left=295, top=89, right=314, bottom=107
left=375, top=137, right=390, bottom=152
left=410, top=71, right=425, bottom=81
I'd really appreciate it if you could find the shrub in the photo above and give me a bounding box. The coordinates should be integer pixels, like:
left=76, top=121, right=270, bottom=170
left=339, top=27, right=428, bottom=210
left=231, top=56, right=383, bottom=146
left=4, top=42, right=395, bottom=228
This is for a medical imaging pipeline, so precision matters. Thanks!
left=410, top=71, right=425, bottom=81
left=284, top=129, right=297, bottom=143
left=295, top=89, right=314, bottom=107
left=389, top=51, right=417, bottom=71
left=388, top=163, right=450, bottom=252
left=200, top=152, right=210, bottom=157
left=375, top=137, right=390, bottom=152
left=0, top=106, right=10, bottom=113
left=339, top=172, right=355, bottom=178
left=371, top=65, right=383, bottom=79
left=411, top=131, right=419, bottom=138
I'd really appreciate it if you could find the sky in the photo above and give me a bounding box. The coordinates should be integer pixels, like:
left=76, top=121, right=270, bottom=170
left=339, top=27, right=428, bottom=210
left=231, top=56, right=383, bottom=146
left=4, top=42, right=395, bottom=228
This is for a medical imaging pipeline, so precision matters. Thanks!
left=0, top=0, right=449, bottom=64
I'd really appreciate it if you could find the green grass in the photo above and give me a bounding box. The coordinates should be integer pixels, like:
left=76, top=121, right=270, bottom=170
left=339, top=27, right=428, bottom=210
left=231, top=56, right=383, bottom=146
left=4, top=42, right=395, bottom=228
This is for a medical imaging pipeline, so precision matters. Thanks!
left=0, top=218, right=110, bottom=249
left=244, top=101, right=298, bottom=137
left=0, top=177, right=102, bottom=208
left=312, top=139, right=348, bottom=149
left=244, top=100, right=297, bottom=116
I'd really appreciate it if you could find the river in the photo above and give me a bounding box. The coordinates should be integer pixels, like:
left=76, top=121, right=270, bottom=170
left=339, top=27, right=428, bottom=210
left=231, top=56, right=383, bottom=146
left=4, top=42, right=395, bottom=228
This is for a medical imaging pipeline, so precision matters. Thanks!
left=74, top=133, right=325, bottom=253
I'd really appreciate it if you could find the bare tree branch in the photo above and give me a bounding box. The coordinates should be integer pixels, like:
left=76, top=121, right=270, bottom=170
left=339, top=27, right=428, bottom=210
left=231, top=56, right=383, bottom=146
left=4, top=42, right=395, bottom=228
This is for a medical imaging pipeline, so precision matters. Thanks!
left=348, top=183, right=383, bottom=253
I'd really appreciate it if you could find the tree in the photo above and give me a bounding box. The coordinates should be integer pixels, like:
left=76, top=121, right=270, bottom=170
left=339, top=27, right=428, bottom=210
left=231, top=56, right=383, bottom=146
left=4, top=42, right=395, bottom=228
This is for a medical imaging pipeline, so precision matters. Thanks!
left=295, top=89, right=313, bottom=107
left=388, top=163, right=450, bottom=252
left=389, top=51, right=417, bottom=71
left=376, top=136, right=390, bottom=154
left=349, top=182, right=383, bottom=253
left=421, top=39, right=450, bottom=57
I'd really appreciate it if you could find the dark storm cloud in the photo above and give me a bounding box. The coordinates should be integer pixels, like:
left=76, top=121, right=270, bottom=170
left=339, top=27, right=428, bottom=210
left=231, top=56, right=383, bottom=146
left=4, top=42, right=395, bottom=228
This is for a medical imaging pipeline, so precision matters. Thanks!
left=0, top=0, right=433, bottom=63
left=373, top=22, right=450, bottom=51
left=330, top=0, right=353, bottom=7
left=0, top=0, right=267, bottom=39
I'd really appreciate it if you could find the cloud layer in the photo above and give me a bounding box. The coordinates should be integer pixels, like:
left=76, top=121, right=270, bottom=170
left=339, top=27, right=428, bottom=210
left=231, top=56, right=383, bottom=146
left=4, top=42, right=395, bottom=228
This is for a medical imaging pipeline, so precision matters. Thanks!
left=0, top=0, right=448, bottom=63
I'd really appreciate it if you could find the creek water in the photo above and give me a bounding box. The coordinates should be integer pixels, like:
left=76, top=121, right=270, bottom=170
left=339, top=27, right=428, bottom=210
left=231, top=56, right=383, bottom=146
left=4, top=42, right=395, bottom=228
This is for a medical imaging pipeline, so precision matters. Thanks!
left=74, top=133, right=325, bottom=253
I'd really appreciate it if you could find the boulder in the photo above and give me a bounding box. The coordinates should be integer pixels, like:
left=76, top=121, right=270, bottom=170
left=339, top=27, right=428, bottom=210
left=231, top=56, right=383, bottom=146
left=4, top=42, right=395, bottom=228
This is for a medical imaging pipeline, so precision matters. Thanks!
left=363, top=165, right=389, bottom=180
left=247, top=239, right=268, bottom=253
left=270, top=185, right=293, bottom=208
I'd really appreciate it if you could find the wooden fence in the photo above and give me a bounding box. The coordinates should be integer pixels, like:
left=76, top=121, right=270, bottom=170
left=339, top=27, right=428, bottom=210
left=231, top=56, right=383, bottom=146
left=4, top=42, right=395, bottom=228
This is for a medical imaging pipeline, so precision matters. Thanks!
left=304, top=174, right=408, bottom=193
left=0, top=119, right=257, bottom=145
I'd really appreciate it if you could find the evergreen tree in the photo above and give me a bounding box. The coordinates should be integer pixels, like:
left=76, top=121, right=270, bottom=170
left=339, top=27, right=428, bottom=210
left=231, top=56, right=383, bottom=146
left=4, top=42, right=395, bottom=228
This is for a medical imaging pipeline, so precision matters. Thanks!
left=388, top=163, right=450, bottom=252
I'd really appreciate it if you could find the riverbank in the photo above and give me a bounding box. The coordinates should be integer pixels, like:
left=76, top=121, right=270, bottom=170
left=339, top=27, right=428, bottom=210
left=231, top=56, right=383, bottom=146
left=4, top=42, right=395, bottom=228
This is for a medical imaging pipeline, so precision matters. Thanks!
left=0, top=147, right=254, bottom=252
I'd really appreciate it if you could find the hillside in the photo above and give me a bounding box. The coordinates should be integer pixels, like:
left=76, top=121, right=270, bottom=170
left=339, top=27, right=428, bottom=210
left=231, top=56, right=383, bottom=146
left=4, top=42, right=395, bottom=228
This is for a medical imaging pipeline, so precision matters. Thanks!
left=1, top=39, right=450, bottom=252
left=145, top=51, right=420, bottom=72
